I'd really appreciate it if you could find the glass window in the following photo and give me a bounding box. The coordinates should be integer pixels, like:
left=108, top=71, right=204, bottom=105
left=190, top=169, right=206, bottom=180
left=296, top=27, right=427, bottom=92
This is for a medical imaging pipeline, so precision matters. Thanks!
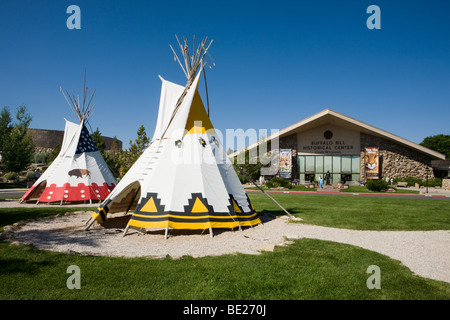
left=332, top=156, right=341, bottom=173
left=306, top=156, right=315, bottom=172
left=316, top=156, right=324, bottom=172
left=295, top=154, right=360, bottom=184
left=332, top=174, right=340, bottom=184
left=342, top=155, right=351, bottom=172
left=351, top=155, right=360, bottom=173
left=297, top=156, right=304, bottom=173
left=324, top=156, right=332, bottom=173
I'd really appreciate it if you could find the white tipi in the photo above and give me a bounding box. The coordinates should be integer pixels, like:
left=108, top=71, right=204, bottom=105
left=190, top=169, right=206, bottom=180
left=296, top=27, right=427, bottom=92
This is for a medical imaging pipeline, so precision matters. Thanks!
left=86, top=37, right=261, bottom=237
left=21, top=76, right=117, bottom=204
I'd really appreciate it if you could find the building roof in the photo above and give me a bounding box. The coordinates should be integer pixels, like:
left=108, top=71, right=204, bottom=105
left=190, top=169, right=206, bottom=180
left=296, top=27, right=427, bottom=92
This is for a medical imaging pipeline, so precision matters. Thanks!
left=231, top=109, right=445, bottom=160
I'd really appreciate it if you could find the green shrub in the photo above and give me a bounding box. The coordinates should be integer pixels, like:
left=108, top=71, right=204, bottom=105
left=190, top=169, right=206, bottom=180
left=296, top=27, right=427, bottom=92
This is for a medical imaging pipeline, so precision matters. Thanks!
left=26, top=171, right=35, bottom=179
left=394, top=176, right=442, bottom=187
left=427, top=178, right=442, bottom=187
left=266, top=177, right=292, bottom=189
left=405, top=177, right=422, bottom=187
left=366, top=179, right=388, bottom=192
left=4, top=172, right=16, bottom=181
left=33, top=152, right=50, bottom=164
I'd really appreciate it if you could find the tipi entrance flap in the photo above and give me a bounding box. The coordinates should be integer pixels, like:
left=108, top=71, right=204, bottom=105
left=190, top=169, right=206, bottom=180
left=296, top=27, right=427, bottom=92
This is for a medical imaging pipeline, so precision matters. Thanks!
left=21, top=180, right=47, bottom=201
left=107, top=180, right=141, bottom=214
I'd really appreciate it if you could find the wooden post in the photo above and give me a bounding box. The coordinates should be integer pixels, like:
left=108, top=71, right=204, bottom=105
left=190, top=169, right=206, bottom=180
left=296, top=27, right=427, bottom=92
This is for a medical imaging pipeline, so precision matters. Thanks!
left=164, top=227, right=169, bottom=240
left=85, top=218, right=95, bottom=231
left=123, top=225, right=130, bottom=237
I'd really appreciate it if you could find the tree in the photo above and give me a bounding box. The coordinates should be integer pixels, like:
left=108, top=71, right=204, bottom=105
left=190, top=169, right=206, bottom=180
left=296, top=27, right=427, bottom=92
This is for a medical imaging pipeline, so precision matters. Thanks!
left=47, top=143, right=61, bottom=165
left=89, top=128, right=124, bottom=179
left=128, top=125, right=150, bottom=155
left=128, top=125, right=150, bottom=157
left=233, top=149, right=264, bottom=183
left=110, top=136, right=120, bottom=150
left=0, top=106, right=13, bottom=153
left=420, top=134, right=450, bottom=159
left=103, top=148, right=122, bottom=179
left=127, top=125, right=150, bottom=167
left=115, top=125, right=150, bottom=178
left=2, top=106, right=34, bottom=181
left=15, top=105, right=32, bottom=130
left=91, top=128, right=106, bottom=154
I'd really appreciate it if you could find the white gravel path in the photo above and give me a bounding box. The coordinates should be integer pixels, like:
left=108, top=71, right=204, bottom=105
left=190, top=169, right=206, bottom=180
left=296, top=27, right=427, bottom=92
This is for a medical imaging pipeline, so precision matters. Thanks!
left=2, top=204, right=449, bottom=284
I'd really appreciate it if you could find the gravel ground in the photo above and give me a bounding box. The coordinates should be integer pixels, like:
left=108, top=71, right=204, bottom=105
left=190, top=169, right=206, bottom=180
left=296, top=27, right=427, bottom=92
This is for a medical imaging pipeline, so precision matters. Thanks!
left=2, top=200, right=449, bottom=284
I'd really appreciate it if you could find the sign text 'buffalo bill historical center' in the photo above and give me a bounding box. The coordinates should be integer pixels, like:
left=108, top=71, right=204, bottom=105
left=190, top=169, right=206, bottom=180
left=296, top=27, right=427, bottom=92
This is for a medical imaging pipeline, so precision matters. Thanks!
left=240, top=109, right=448, bottom=185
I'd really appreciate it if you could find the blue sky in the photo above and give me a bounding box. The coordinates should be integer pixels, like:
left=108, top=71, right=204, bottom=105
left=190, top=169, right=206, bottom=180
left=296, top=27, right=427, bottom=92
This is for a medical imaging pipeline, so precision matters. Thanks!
left=1, top=0, right=449, bottom=149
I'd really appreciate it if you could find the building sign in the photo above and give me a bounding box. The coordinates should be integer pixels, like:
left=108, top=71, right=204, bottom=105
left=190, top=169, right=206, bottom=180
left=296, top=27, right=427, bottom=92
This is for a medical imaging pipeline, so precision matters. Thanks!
left=301, top=140, right=355, bottom=153
left=279, top=149, right=292, bottom=179
left=297, top=125, right=360, bottom=155
left=365, top=147, right=379, bottom=179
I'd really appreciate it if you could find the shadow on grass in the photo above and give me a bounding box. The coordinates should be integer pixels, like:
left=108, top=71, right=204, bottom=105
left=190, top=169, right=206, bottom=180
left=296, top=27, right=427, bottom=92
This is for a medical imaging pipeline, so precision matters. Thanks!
left=0, top=243, right=55, bottom=276
left=0, top=257, right=52, bottom=275
left=258, top=208, right=302, bottom=219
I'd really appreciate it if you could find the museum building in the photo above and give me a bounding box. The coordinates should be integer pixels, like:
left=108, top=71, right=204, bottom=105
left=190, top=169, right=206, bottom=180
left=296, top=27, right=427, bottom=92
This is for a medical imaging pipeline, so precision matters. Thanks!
left=244, top=109, right=447, bottom=185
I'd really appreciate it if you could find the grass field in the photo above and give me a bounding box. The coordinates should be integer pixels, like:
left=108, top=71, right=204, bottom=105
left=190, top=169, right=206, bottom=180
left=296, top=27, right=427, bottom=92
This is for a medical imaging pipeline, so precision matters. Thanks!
left=339, top=185, right=419, bottom=194
left=247, top=184, right=421, bottom=194
left=248, top=193, right=450, bottom=231
left=0, top=193, right=449, bottom=300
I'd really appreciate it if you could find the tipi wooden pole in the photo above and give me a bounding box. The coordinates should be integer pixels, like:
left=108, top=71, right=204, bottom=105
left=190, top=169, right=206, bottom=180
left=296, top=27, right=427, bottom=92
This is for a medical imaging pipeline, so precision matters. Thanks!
left=85, top=218, right=95, bottom=231
left=123, top=224, right=130, bottom=237
left=232, top=163, right=294, bottom=218
left=209, top=227, right=214, bottom=238
left=203, top=68, right=210, bottom=116
left=164, top=227, right=169, bottom=240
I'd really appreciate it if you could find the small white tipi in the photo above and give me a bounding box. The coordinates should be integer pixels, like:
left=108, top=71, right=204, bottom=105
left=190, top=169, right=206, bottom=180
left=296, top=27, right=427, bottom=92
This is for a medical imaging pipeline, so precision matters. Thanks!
left=86, top=37, right=261, bottom=237
left=21, top=77, right=117, bottom=204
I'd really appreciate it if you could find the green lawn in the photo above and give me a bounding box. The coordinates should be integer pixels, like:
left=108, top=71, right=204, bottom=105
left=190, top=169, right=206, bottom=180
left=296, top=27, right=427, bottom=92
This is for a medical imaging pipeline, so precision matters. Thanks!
left=340, top=185, right=419, bottom=194
left=248, top=185, right=316, bottom=191
left=1, top=237, right=449, bottom=300
left=0, top=194, right=449, bottom=300
left=249, top=193, right=450, bottom=231
left=249, top=185, right=420, bottom=194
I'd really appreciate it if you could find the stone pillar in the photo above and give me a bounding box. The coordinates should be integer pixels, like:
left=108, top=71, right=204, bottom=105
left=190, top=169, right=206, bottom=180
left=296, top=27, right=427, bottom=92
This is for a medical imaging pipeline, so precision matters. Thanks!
left=443, top=179, right=450, bottom=191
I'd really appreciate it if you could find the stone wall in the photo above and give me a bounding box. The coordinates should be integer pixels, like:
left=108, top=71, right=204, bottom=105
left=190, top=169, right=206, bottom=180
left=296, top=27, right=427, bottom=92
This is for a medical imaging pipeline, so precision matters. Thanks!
left=443, top=179, right=450, bottom=191
left=360, top=132, right=434, bottom=180
left=28, top=128, right=122, bottom=151
left=28, top=129, right=64, bottom=149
